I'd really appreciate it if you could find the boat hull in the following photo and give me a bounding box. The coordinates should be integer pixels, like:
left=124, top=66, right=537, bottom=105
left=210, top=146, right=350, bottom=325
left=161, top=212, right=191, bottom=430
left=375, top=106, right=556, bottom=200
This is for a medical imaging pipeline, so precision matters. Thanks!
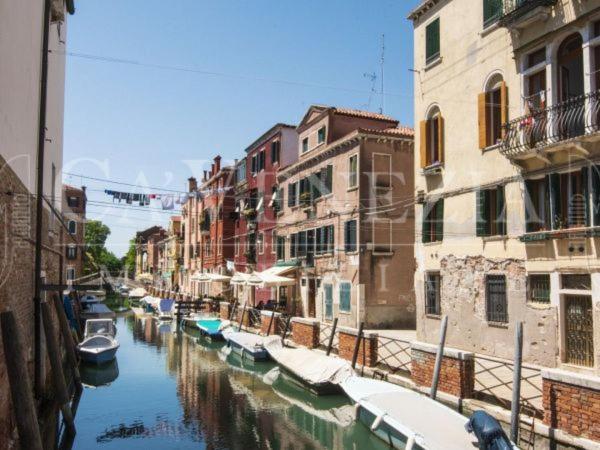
left=278, top=365, right=343, bottom=396
left=79, top=346, right=118, bottom=365
left=228, top=339, right=269, bottom=361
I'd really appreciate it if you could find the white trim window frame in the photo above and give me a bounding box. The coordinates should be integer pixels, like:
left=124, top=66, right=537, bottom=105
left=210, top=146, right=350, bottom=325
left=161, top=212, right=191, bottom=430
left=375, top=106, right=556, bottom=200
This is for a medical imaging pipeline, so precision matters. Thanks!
left=348, top=153, right=359, bottom=190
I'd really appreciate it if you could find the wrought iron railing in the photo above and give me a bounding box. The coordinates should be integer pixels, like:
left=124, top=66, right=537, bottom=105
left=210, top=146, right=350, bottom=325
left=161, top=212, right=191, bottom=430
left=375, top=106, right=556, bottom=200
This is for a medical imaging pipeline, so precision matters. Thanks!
left=501, top=91, right=600, bottom=158
left=473, top=355, right=543, bottom=417
left=498, top=0, right=557, bottom=27
left=318, top=322, right=339, bottom=354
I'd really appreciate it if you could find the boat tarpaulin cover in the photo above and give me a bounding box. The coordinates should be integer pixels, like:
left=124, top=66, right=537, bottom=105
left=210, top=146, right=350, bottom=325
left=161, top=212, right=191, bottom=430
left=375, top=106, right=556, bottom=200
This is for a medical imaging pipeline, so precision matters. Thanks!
left=265, top=341, right=354, bottom=386
left=341, top=377, right=476, bottom=450
left=129, top=287, right=147, bottom=298
left=159, top=298, right=175, bottom=313
left=223, top=330, right=282, bottom=351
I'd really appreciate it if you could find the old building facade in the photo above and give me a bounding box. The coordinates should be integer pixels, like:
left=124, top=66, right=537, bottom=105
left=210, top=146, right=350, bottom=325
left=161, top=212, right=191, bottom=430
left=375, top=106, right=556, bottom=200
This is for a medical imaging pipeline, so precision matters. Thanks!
left=275, top=106, right=415, bottom=328
left=233, top=124, right=298, bottom=306
left=410, top=0, right=600, bottom=374
left=61, top=185, right=86, bottom=282
left=156, top=216, right=183, bottom=291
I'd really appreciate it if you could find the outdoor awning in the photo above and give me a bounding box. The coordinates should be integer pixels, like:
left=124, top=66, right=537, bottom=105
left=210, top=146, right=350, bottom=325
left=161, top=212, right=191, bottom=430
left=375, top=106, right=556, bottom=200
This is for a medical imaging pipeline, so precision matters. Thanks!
left=192, top=271, right=232, bottom=283
left=257, top=272, right=295, bottom=287
left=230, top=273, right=250, bottom=285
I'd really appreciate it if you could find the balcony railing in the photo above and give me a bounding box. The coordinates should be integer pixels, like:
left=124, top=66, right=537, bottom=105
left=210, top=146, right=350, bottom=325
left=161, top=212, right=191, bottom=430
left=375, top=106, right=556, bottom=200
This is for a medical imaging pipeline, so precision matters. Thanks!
left=498, top=0, right=557, bottom=27
left=501, top=91, right=600, bottom=159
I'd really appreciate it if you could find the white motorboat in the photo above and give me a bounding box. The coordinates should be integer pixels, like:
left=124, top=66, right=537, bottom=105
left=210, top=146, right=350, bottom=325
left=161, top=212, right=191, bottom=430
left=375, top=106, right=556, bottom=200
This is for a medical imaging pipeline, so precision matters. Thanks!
left=77, top=319, right=119, bottom=365
left=341, top=377, right=519, bottom=450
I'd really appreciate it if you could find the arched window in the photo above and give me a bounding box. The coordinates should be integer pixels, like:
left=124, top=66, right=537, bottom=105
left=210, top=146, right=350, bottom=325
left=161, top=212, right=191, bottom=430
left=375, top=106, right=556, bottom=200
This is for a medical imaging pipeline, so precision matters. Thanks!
left=557, top=33, right=584, bottom=101
left=420, top=106, right=444, bottom=169
left=478, top=74, right=507, bottom=149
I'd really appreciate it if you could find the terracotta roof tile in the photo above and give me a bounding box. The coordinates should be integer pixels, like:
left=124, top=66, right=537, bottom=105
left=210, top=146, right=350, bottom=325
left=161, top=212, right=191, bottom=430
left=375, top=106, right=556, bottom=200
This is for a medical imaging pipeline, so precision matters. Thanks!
left=360, top=126, right=414, bottom=138
left=332, top=107, right=398, bottom=123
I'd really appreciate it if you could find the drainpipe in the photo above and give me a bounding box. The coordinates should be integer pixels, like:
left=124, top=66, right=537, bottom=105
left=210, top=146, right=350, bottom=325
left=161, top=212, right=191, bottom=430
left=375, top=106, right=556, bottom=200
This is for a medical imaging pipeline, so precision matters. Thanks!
left=33, top=0, right=52, bottom=397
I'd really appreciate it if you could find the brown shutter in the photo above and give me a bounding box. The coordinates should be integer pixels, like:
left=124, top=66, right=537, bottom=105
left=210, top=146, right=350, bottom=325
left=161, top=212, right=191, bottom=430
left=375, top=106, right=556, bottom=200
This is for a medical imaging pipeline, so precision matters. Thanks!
left=419, top=120, right=428, bottom=168
left=478, top=92, right=487, bottom=149
left=500, top=81, right=508, bottom=139
left=437, top=115, right=444, bottom=164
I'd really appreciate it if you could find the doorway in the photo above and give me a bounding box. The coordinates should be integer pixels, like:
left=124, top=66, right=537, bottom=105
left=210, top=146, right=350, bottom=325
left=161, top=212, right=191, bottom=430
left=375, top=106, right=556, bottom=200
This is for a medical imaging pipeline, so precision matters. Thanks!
left=307, top=279, right=316, bottom=318
left=564, top=295, right=594, bottom=367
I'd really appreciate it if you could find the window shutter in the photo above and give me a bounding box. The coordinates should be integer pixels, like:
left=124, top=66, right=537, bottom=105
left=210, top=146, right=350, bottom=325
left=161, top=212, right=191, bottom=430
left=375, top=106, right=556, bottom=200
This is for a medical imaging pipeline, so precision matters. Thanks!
left=593, top=165, right=600, bottom=227
left=548, top=173, right=561, bottom=230
left=329, top=225, right=334, bottom=253
left=582, top=166, right=590, bottom=227
left=422, top=204, right=431, bottom=243
left=478, top=92, right=488, bottom=149
left=476, top=189, right=488, bottom=237
left=497, top=185, right=506, bottom=235
left=524, top=180, right=535, bottom=233
left=420, top=120, right=428, bottom=168
left=500, top=81, right=508, bottom=139
left=326, top=165, right=333, bottom=194
left=437, top=116, right=445, bottom=164
left=435, top=199, right=444, bottom=240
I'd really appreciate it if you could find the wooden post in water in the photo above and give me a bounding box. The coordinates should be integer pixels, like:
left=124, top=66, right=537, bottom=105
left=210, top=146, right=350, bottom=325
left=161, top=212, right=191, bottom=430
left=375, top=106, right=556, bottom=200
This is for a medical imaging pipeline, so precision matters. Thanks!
left=511, top=321, right=523, bottom=444
left=281, top=316, right=291, bottom=345
left=351, top=322, right=365, bottom=369
left=0, top=311, right=44, bottom=450
left=266, top=311, right=275, bottom=336
left=229, top=299, right=238, bottom=322
left=238, top=304, right=247, bottom=332
left=430, top=315, right=448, bottom=400
left=52, top=296, right=81, bottom=389
left=326, top=318, right=338, bottom=356
left=41, top=302, right=75, bottom=433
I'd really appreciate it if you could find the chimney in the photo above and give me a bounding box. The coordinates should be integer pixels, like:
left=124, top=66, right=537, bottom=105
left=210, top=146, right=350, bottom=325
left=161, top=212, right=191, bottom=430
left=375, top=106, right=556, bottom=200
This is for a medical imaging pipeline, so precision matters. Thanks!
left=188, top=177, right=197, bottom=193
left=214, top=155, right=222, bottom=173
left=211, top=164, right=215, bottom=176
left=203, top=170, right=208, bottom=181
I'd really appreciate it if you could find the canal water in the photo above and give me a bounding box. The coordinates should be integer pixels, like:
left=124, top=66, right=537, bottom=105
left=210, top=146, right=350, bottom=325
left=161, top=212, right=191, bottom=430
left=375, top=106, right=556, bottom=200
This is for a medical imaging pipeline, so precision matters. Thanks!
left=72, top=314, right=389, bottom=450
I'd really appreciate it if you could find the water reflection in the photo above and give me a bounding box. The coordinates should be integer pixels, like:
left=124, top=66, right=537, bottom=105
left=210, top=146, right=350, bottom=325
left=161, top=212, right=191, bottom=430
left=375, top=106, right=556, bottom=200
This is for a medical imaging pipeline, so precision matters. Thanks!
left=70, top=314, right=386, bottom=450
left=80, top=360, right=119, bottom=387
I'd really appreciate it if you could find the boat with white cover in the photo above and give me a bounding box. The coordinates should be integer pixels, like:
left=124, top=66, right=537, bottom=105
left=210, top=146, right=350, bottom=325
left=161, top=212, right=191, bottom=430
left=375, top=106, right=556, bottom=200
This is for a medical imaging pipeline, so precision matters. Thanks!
left=341, top=377, right=519, bottom=450
left=157, top=298, right=176, bottom=321
left=264, top=340, right=354, bottom=395
left=77, top=319, right=119, bottom=365
left=222, top=329, right=280, bottom=361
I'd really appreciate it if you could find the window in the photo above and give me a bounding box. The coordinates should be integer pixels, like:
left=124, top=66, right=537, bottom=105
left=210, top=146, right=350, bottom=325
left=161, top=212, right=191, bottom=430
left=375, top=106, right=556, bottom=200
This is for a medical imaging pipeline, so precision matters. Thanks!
left=478, top=76, right=507, bottom=149
left=528, top=274, right=550, bottom=303
left=320, top=165, right=333, bottom=196
left=422, top=199, right=444, bottom=243
left=235, top=237, right=240, bottom=256
left=525, top=48, right=547, bottom=110
left=290, top=233, right=297, bottom=258
left=476, top=185, right=506, bottom=237
left=271, top=140, right=280, bottom=164
left=561, top=274, right=591, bottom=290
left=68, top=220, right=77, bottom=235
left=66, top=245, right=77, bottom=260
left=66, top=267, right=75, bottom=281
left=425, top=18, right=440, bottom=64
left=344, top=220, right=358, bottom=252
left=316, top=225, right=334, bottom=255
left=288, top=182, right=298, bottom=207
left=348, top=154, right=358, bottom=189
left=276, top=236, right=286, bottom=260
left=67, top=196, right=79, bottom=208
left=373, top=219, right=392, bottom=253
left=302, top=137, right=309, bottom=153
left=297, top=231, right=307, bottom=257
left=258, top=150, right=266, bottom=171
left=525, top=177, right=550, bottom=232
left=486, top=275, right=507, bottom=323
left=299, top=177, right=311, bottom=206
left=257, top=232, right=264, bottom=254
left=272, top=187, right=283, bottom=214
left=317, top=126, right=326, bottom=144
left=483, top=0, right=502, bottom=27
left=425, top=272, right=441, bottom=315
left=339, top=282, right=352, bottom=312
left=237, top=160, right=247, bottom=183
left=420, top=108, right=444, bottom=168
left=251, top=155, right=257, bottom=175
left=373, top=153, right=391, bottom=189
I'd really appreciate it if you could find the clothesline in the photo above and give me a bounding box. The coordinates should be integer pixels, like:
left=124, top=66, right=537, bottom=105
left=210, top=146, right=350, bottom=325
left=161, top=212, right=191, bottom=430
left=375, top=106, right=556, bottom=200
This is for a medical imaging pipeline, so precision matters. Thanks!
left=104, top=186, right=236, bottom=210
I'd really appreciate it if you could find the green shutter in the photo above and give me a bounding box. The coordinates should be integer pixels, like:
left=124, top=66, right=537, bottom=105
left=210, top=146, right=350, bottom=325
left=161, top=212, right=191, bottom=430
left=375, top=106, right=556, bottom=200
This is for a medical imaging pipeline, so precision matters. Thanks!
left=435, top=199, right=444, bottom=241
left=524, top=180, right=534, bottom=233
left=476, top=189, right=488, bottom=237
left=340, top=282, right=351, bottom=312
left=548, top=173, right=561, bottom=230
left=329, top=225, right=334, bottom=253
left=426, top=19, right=440, bottom=63
left=422, top=204, right=431, bottom=244
left=592, top=165, right=600, bottom=227
left=581, top=167, right=590, bottom=227
left=497, top=185, right=506, bottom=235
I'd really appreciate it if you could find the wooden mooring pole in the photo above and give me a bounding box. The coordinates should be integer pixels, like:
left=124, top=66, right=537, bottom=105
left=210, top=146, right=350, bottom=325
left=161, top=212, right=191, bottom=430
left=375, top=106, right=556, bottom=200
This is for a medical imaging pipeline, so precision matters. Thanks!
left=326, top=318, right=338, bottom=356
left=351, top=322, right=365, bottom=369
left=511, top=321, right=523, bottom=444
left=0, top=311, right=44, bottom=450
left=430, top=315, right=448, bottom=400
left=229, top=300, right=238, bottom=322
left=281, top=316, right=291, bottom=345
left=266, top=312, right=275, bottom=336
left=41, top=302, right=76, bottom=433
left=52, top=295, right=82, bottom=389
left=238, top=304, right=247, bottom=332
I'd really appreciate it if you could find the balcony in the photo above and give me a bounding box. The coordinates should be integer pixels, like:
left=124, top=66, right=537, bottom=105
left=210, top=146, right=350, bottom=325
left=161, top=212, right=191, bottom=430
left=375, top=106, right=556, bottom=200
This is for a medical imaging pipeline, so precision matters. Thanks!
left=498, top=0, right=557, bottom=29
left=501, top=91, right=600, bottom=166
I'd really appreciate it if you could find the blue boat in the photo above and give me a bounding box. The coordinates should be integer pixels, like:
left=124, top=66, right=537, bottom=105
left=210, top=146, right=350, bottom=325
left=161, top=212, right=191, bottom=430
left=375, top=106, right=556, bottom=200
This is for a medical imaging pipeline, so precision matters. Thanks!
left=196, top=318, right=226, bottom=340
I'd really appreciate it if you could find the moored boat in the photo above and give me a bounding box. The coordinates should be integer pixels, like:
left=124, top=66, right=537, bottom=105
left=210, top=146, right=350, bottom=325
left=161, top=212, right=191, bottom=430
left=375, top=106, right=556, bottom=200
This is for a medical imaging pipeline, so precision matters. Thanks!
left=196, top=318, right=229, bottom=340
left=222, top=329, right=279, bottom=361
left=77, top=319, right=119, bottom=365
left=157, top=298, right=176, bottom=321
left=341, top=377, right=519, bottom=450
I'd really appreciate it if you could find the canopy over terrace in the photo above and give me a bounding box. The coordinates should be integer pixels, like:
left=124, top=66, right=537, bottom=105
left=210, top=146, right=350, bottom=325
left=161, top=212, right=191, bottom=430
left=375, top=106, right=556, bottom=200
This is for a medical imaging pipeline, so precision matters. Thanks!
left=191, top=271, right=232, bottom=298
left=231, top=265, right=296, bottom=307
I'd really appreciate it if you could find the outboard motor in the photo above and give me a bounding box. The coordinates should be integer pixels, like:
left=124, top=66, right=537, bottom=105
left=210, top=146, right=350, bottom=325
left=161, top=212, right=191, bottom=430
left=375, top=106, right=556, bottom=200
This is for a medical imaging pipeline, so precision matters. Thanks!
left=466, top=411, right=514, bottom=450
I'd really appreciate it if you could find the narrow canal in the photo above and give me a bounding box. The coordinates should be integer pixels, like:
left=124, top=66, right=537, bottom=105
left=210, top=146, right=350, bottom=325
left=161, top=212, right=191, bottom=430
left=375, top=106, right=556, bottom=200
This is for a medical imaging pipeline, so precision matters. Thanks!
left=72, top=314, right=389, bottom=450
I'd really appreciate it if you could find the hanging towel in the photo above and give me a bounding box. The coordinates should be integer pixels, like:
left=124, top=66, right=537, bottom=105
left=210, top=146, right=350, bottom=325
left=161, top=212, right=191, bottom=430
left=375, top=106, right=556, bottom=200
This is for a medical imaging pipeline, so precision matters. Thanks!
left=161, top=195, right=174, bottom=210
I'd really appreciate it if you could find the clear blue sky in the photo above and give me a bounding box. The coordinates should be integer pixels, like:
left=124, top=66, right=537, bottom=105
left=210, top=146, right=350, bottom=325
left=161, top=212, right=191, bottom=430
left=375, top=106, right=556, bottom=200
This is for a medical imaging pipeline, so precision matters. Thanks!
left=62, top=0, right=420, bottom=257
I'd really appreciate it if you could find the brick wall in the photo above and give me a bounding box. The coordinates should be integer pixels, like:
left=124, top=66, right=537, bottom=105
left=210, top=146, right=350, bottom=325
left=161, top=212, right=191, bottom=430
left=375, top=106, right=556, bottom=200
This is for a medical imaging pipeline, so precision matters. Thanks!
left=542, top=369, right=600, bottom=441
left=291, top=319, right=320, bottom=349
left=338, top=327, right=378, bottom=367
left=260, top=312, right=280, bottom=335
left=411, top=342, right=474, bottom=398
left=219, top=302, right=231, bottom=320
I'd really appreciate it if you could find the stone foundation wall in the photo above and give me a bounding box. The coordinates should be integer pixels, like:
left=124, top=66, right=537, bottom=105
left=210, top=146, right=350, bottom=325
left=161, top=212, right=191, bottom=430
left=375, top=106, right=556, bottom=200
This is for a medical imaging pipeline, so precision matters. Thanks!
left=236, top=307, right=251, bottom=328
left=542, top=369, right=600, bottom=441
left=291, top=318, right=320, bottom=349
left=411, top=342, right=474, bottom=398
left=338, top=327, right=378, bottom=367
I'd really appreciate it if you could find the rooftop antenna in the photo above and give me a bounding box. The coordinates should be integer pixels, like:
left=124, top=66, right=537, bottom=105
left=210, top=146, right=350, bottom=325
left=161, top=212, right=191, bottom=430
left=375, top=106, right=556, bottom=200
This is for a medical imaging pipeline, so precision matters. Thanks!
left=380, top=34, right=385, bottom=114
left=363, top=72, right=377, bottom=110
